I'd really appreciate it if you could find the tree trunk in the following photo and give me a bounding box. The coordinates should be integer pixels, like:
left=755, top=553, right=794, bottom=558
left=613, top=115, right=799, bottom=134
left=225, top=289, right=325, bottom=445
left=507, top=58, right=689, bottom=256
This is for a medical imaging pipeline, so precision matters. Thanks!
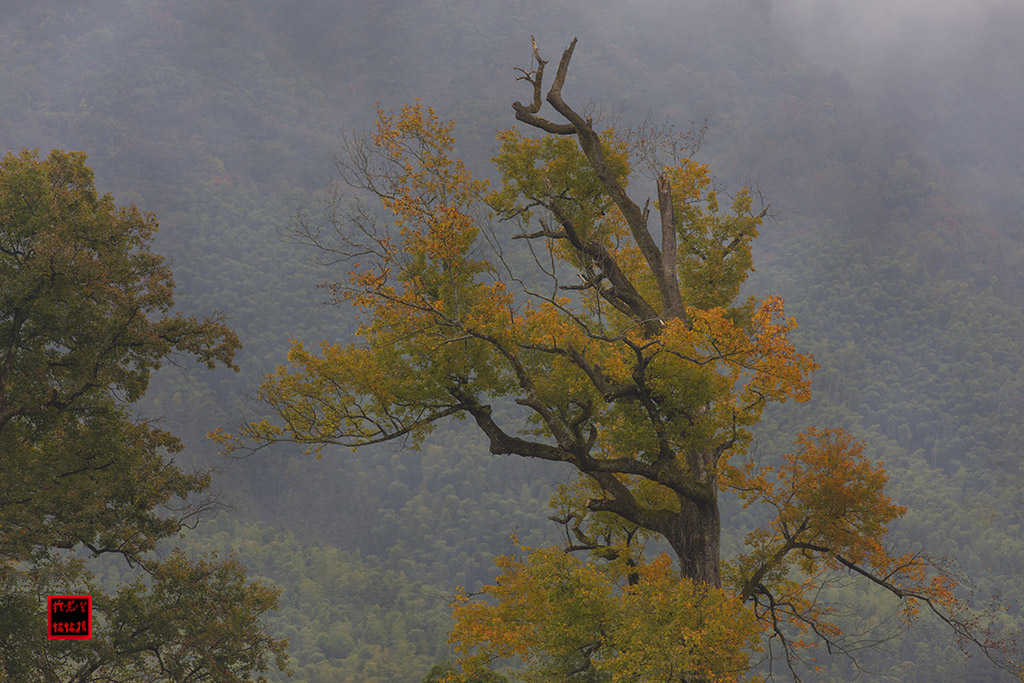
left=666, top=495, right=721, bottom=588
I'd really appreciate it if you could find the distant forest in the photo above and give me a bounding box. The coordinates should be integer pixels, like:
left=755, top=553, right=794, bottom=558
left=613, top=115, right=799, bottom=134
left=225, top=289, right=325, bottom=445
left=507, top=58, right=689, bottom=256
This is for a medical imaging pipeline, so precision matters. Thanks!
left=2, top=1, right=1023, bottom=681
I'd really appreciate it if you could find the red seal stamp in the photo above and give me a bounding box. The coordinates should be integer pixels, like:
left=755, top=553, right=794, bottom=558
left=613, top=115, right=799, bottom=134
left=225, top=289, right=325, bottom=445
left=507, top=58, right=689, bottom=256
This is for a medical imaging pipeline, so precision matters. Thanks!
left=48, top=595, right=92, bottom=639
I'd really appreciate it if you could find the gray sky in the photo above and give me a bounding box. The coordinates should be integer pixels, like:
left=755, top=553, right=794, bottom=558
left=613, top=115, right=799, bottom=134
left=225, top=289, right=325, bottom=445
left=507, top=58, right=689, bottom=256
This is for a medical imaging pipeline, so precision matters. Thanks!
left=773, top=0, right=1016, bottom=77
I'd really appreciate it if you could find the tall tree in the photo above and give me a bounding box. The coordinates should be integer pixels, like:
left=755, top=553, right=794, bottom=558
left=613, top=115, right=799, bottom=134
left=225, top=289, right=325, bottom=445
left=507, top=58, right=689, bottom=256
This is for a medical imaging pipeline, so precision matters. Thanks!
left=0, top=149, right=288, bottom=681
left=223, top=40, right=1020, bottom=680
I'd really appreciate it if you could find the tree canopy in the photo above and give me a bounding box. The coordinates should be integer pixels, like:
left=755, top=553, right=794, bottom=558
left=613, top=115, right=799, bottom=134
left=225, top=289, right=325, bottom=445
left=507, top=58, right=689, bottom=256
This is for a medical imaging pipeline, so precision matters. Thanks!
left=0, top=148, right=288, bottom=682
left=222, top=40, right=1021, bottom=681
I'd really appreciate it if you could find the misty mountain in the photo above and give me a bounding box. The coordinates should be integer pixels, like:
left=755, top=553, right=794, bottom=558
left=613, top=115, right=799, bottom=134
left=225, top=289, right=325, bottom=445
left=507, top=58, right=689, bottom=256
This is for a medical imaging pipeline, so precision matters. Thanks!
left=2, top=1, right=1022, bottom=680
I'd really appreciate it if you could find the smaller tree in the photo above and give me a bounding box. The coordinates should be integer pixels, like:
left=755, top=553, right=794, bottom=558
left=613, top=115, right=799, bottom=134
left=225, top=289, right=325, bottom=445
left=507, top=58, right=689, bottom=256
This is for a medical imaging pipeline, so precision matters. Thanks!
left=450, top=543, right=759, bottom=682
left=0, top=149, right=288, bottom=681
left=423, top=660, right=509, bottom=683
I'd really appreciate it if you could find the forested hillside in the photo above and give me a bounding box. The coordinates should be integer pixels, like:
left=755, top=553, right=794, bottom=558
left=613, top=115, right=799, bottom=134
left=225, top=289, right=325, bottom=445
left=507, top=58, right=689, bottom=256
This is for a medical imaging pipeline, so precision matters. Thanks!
left=2, top=1, right=1023, bottom=681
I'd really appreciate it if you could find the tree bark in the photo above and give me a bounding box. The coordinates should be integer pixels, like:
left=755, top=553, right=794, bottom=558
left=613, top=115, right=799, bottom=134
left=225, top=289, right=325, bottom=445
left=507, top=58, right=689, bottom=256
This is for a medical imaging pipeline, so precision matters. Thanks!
left=665, top=493, right=721, bottom=587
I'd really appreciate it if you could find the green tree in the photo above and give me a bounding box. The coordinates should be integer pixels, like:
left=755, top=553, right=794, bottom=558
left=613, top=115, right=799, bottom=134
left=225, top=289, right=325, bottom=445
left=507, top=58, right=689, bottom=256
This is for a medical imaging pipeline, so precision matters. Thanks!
left=223, top=40, right=1020, bottom=680
left=0, top=148, right=288, bottom=681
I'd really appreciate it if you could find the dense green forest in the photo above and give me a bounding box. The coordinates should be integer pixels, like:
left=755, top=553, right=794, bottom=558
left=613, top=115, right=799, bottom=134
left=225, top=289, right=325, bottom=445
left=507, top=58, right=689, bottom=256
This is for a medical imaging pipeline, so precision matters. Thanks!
left=2, top=1, right=1023, bottom=681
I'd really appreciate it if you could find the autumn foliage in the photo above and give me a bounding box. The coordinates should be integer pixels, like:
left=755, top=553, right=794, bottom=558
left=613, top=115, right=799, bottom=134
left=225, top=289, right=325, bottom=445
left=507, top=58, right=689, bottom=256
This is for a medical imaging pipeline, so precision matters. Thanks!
left=220, top=39, right=1022, bottom=680
left=451, top=546, right=759, bottom=682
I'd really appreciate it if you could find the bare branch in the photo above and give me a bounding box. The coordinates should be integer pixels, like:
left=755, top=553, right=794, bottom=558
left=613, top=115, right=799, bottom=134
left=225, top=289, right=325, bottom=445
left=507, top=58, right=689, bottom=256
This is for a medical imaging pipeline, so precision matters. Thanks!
left=511, top=36, right=574, bottom=135
left=656, top=173, right=685, bottom=319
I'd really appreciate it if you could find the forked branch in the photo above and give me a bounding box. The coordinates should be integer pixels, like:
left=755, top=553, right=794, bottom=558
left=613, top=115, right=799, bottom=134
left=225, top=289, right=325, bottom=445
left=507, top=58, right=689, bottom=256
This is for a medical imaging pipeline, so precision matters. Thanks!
left=513, top=38, right=687, bottom=326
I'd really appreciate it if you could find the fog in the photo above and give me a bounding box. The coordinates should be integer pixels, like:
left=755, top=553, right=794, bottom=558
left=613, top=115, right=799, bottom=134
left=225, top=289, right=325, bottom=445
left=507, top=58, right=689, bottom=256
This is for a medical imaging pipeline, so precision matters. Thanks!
left=775, top=0, right=1024, bottom=222
left=774, top=0, right=1017, bottom=75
